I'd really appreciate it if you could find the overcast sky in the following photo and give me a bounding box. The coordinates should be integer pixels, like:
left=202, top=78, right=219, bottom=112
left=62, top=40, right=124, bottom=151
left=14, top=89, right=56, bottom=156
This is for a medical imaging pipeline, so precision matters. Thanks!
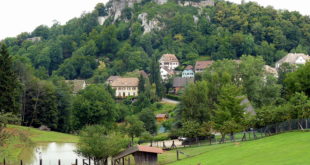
left=0, top=0, right=309, bottom=40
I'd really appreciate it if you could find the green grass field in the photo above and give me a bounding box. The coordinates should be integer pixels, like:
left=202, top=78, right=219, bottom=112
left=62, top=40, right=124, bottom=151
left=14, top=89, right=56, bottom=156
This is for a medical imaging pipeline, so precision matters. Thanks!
left=160, top=131, right=310, bottom=165
left=8, top=125, right=78, bottom=143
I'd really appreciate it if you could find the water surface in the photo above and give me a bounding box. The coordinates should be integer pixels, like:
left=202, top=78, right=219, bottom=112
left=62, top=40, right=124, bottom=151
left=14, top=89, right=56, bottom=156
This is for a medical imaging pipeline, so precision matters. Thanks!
left=20, top=142, right=88, bottom=165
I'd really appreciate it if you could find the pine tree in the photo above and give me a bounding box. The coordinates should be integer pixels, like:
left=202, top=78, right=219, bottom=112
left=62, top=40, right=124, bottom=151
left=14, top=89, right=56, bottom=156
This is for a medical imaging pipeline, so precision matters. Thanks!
left=0, top=44, right=20, bottom=114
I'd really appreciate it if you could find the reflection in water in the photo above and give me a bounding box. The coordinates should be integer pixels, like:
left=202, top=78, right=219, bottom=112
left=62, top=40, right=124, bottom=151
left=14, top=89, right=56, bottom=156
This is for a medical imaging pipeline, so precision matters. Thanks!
left=20, top=143, right=87, bottom=165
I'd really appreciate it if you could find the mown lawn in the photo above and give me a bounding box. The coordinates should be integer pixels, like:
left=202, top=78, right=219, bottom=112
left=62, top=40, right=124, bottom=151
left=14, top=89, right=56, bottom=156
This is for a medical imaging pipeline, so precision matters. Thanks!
left=162, top=131, right=310, bottom=165
left=8, top=125, right=79, bottom=143
left=155, top=103, right=176, bottom=115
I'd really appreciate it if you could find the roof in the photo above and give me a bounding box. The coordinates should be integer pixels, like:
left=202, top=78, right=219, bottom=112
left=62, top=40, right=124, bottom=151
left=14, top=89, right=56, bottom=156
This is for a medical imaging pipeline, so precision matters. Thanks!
left=156, top=114, right=167, bottom=118
left=173, top=77, right=194, bottom=87
left=241, top=98, right=256, bottom=116
left=113, top=145, right=163, bottom=160
left=139, top=70, right=149, bottom=78
left=276, top=53, right=310, bottom=65
left=184, top=65, right=193, bottom=70
left=264, top=65, right=278, bottom=76
left=159, top=54, right=179, bottom=62
left=195, top=61, right=214, bottom=70
left=111, top=77, right=139, bottom=87
left=65, top=80, right=86, bottom=93
left=107, top=76, right=121, bottom=82
left=162, top=67, right=174, bottom=75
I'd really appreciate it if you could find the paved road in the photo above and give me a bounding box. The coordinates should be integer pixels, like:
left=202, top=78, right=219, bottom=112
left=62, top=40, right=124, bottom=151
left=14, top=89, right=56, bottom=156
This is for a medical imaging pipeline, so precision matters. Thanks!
left=161, top=98, right=180, bottom=104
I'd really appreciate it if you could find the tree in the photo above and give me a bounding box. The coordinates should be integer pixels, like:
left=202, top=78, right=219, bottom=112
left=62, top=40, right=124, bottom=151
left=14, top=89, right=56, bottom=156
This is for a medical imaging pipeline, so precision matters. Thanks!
left=180, top=121, right=200, bottom=144
left=284, top=63, right=310, bottom=97
left=214, top=84, right=245, bottom=142
left=0, top=44, right=20, bottom=114
left=181, top=81, right=211, bottom=123
left=73, top=85, right=118, bottom=129
left=287, top=92, right=310, bottom=127
left=76, top=125, right=129, bottom=164
left=138, top=74, right=146, bottom=94
left=139, top=109, right=157, bottom=134
left=124, top=115, right=146, bottom=143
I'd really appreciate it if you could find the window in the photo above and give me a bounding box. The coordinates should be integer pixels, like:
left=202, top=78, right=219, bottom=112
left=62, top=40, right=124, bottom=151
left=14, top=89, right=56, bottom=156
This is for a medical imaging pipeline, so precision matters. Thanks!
left=128, top=92, right=131, bottom=96
left=133, top=92, right=136, bottom=96
left=127, top=87, right=131, bottom=90
left=118, top=93, right=121, bottom=96
left=132, top=87, right=136, bottom=90
left=118, top=87, right=121, bottom=90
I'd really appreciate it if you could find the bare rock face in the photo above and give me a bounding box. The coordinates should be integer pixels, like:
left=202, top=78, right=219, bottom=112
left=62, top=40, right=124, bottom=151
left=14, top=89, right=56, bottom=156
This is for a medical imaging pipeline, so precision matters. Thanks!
left=108, top=0, right=142, bottom=21
left=107, top=0, right=167, bottom=22
left=178, top=0, right=214, bottom=8
left=154, top=0, right=168, bottom=5
left=138, top=13, right=162, bottom=34
left=98, top=16, right=109, bottom=25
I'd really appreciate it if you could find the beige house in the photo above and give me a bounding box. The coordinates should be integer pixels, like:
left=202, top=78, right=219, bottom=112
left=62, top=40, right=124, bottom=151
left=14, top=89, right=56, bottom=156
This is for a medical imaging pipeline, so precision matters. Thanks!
left=264, top=65, right=278, bottom=78
left=65, top=80, right=87, bottom=94
left=275, top=53, right=310, bottom=69
left=107, top=77, right=139, bottom=98
left=195, top=61, right=214, bottom=73
left=159, top=54, right=179, bottom=70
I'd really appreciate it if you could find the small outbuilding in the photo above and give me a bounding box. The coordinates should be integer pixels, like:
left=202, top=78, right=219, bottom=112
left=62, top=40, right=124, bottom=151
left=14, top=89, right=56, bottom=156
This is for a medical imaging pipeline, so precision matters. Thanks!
left=156, top=114, right=168, bottom=122
left=113, top=145, right=163, bottom=165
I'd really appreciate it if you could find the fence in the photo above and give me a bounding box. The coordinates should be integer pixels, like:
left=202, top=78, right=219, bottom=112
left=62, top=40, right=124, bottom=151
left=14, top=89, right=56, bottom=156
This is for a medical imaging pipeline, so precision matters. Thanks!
left=159, top=119, right=310, bottom=164
left=0, top=158, right=93, bottom=165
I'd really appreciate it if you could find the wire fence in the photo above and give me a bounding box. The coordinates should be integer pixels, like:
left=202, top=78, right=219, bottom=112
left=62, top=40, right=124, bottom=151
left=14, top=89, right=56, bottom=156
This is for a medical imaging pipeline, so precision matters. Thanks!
left=158, top=119, right=310, bottom=164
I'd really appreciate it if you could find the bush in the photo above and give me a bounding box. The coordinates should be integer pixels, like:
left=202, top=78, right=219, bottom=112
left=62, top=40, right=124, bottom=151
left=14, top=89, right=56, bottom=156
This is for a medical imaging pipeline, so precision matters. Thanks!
left=166, top=94, right=181, bottom=101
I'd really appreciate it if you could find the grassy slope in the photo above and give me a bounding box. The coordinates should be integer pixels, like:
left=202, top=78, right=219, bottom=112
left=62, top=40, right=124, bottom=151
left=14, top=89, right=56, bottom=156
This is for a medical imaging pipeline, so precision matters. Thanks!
left=0, top=125, right=78, bottom=160
left=163, top=131, right=310, bottom=165
left=8, top=125, right=78, bottom=143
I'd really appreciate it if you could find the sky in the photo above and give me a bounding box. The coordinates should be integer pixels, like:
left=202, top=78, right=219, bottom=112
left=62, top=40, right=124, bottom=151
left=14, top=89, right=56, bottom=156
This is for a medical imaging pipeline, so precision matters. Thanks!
left=0, top=0, right=310, bottom=40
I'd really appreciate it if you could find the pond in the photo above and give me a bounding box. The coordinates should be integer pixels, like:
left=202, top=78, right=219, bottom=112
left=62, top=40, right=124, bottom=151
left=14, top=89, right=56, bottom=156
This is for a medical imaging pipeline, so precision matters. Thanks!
left=19, top=143, right=88, bottom=165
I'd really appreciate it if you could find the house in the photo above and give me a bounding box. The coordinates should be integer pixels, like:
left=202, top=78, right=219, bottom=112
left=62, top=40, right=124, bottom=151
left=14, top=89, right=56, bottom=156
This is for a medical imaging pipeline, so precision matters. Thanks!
left=275, top=53, right=310, bottom=69
left=182, top=65, right=195, bottom=78
left=264, top=65, right=278, bottom=78
left=106, top=76, right=121, bottom=84
left=156, top=114, right=168, bottom=122
left=64, top=80, right=86, bottom=94
left=26, top=37, right=41, bottom=42
left=160, top=67, right=175, bottom=80
left=241, top=98, right=256, bottom=116
left=159, top=54, right=179, bottom=70
left=108, top=77, right=139, bottom=98
left=172, top=77, right=194, bottom=94
left=194, top=61, right=213, bottom=73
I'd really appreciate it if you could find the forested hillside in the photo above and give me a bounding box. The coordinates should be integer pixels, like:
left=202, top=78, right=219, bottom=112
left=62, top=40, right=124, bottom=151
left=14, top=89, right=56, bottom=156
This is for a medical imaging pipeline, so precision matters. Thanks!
left=3, top=0, right=310, bottom=80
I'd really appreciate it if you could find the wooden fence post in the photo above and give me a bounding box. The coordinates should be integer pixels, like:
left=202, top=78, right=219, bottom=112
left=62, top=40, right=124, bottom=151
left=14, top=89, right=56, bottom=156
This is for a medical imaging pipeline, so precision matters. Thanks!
left=3, top=158, right=5, bottom=165
left=20, top=160, right=23, bottom=165
left=89, top=158, right=91, bottom=165
left=176, top=150, right=179, bottom=160
left=40, top=159, right=42, bottom=165
left=58, top=159, right=61, bottom=165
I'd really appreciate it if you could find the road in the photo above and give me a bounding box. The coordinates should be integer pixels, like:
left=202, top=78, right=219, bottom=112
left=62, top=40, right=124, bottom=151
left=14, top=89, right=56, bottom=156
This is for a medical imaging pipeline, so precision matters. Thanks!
left=161, top=98, right=180, bottom=104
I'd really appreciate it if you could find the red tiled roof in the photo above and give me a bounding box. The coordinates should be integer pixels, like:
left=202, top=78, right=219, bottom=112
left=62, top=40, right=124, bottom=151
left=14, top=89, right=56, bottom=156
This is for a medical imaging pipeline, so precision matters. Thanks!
left=185, top=65, right=193, bottom=70
left=137, top=145, right=164, bottom=154
left=159, top=54, right=179, bottom=62
left=111, top=78, right=139, bottom=87
left=156, top=114, right=167, bottom=118
left=195, top=61, right=214, bottom=70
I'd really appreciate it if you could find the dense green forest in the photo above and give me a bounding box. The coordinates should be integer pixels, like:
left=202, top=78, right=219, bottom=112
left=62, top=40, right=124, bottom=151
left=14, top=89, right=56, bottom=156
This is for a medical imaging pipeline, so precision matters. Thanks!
left=1, top=0, right=310, bottom=134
